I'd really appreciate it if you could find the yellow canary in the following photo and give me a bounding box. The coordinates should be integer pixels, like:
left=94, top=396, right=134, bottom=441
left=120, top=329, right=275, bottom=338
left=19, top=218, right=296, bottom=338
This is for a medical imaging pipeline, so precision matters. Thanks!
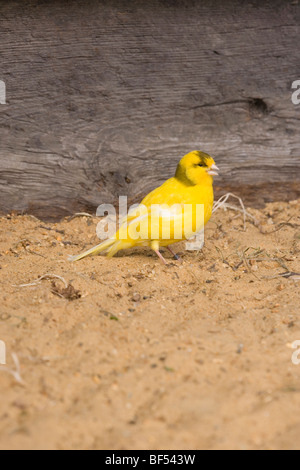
left=70, top=150, right=219, bottom=264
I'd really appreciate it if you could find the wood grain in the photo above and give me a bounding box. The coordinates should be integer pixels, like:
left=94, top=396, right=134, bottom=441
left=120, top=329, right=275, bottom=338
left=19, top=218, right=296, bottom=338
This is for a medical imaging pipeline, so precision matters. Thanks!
left=0, top=0, right=299, bottom=219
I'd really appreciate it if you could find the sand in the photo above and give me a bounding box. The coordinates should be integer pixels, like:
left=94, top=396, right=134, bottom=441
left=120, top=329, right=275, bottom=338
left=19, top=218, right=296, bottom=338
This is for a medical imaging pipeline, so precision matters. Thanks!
left=0, top=199, right=299, bottom=450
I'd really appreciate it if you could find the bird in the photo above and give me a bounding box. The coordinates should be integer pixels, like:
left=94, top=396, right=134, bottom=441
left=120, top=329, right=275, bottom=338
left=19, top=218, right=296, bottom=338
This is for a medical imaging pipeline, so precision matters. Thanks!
left=70, top=150, right=219, bottom=264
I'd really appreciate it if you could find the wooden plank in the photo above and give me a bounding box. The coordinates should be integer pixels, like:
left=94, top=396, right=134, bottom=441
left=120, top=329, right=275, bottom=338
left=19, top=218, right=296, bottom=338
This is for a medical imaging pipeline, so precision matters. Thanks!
left=0, top=0, right=299, bottom=219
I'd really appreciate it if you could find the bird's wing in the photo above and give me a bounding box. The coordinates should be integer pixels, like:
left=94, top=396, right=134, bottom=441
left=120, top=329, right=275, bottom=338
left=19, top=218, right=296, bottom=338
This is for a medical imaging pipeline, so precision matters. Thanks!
left=141, top=178, right=186, bottom=207
left=119, top=178, right=184, bottom=228
left=116, top=178, right=207, bottom=243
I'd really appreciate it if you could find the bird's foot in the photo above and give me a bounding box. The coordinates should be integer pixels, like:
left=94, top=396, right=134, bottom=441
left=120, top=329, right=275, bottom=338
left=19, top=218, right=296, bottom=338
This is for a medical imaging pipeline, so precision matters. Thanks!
left=167, top=246, right=183, bottom=263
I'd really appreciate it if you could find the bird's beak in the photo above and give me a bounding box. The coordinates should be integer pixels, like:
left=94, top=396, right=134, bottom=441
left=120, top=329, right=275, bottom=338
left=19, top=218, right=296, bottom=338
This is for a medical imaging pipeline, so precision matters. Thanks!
left=207, top=164, right=219, bottom=176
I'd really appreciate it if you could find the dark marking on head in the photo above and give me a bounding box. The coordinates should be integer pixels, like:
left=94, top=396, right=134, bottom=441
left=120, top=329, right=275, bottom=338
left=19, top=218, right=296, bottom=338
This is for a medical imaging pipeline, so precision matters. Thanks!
left=175, top=150, right=213, bottom=185
left=195, top=151, right=211, bottom=167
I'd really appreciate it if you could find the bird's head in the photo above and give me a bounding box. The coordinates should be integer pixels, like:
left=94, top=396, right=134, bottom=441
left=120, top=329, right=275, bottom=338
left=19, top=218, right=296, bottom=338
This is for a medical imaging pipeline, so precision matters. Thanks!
left=175, top=150, right=219, bottom=185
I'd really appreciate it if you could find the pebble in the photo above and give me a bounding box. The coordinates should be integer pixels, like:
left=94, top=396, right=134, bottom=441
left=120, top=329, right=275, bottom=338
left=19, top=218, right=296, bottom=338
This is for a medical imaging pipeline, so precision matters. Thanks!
left=132, top=293, right=141, bottom=302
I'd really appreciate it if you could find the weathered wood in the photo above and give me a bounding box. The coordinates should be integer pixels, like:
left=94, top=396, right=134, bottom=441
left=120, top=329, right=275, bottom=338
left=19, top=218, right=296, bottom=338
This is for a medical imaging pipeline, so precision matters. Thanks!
left=0, top=0, right=299, bottom=219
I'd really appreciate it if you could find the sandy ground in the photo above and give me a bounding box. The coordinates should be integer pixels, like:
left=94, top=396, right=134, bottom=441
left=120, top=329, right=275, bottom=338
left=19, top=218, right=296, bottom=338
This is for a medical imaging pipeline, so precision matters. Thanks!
left=0, top=199, right=300, bottom=450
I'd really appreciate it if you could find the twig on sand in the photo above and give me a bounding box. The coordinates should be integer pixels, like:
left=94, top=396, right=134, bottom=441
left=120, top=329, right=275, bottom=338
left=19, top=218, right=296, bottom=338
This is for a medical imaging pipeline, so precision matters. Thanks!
left=26, top=215, right=41, bottom=223
left=261, top=217, right=300, bottom=234
left=213, top=193, right=259, bottom=231
left=278, top=271, right=300, bottom=280
left=67, top=213, right=93, bottom=222
left=263, top=272, right=300, bottom=281
left=13, top=274, right=68, bottom=289
left=11, top=238, right=47, bottom=258
left=241, top=249, right=260, bottom=280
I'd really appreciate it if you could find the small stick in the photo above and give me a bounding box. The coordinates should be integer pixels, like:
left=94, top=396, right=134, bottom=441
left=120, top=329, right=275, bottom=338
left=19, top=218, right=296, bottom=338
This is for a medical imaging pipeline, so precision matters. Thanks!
left=13, top=274, right=68, bottom=289
left=213, top=193, right=259, bottom=231
left=67, top=213, right=93, bottom=222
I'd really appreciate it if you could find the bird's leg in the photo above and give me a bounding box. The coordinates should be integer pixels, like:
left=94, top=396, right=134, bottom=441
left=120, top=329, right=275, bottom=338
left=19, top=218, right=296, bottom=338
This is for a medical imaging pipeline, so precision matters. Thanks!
left=154, top=249, right=167, bottom=265
left=151, top=241, right=167, bottom=265
left=167, top=246, right=182, bottom=262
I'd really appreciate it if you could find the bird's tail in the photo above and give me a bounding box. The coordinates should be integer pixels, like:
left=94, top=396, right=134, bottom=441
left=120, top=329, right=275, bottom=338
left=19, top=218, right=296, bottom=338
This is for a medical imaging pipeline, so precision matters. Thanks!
left=69, top=238, right=116, bottom=262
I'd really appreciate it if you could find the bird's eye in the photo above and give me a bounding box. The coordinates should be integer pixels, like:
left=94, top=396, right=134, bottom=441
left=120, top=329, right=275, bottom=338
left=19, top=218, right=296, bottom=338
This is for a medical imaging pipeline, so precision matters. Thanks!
left=197, top=163, right=205, bottom=167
